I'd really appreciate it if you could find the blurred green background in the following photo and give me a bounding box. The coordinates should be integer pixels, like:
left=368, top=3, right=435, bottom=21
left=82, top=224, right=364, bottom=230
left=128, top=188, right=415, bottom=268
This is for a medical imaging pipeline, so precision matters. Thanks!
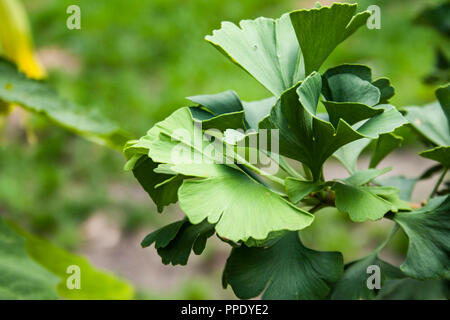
left=0, top=0, right=446, bottom=299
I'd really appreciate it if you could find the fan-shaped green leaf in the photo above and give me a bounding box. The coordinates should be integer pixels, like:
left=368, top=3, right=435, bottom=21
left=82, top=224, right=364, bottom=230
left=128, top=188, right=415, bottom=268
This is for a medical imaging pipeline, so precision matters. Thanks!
left=222, top=232, right=343, bottom=300
left=205, top=13, right=304, bottom=96
left=331, top=251, right=403, bottom=300
left=392, top=196, right=450, bottom=279
left=290, top=3, right=370, bottom=75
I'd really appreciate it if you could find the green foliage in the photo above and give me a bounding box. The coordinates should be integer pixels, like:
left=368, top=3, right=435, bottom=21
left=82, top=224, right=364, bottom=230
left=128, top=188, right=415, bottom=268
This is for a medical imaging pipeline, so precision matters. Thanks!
left=392, top=196, right=450, bottom=280
left=0, top=58, right=129, bottom=149
left=0, top=219, right=59, bottom=299
left=222, top=232, right=343, bottom=300
left=141, top=218, right=215, bottom=266
left=2, top=0, right=449, bottom=301
left=125, top=3, right=450, bottom=300
left=1, top=218, right=135, bottom=300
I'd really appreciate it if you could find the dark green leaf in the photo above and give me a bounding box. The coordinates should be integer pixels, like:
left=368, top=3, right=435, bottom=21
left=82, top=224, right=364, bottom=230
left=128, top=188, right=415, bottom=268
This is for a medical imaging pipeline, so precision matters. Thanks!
left=393, top=196, right=450, bottom=279
left=377, top=278, right=449, bottom=300
left=132, top=156, right=183, bottom=213
left=222, top=232, right=343, bottom=300
left=141, top=219, right=215, bottom=266
left=331, top=251, right=403, bottom=300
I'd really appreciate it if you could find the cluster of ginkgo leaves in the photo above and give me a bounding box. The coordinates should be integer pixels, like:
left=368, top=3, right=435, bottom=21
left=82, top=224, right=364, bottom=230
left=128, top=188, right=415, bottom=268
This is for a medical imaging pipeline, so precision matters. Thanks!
left=123, top=3, right=450, bottom=300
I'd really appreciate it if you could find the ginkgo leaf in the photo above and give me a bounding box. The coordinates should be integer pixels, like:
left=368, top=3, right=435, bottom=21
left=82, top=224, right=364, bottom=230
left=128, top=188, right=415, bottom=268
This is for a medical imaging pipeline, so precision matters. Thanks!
left=241, top=97, right=277, bottom=131
left=290, top=3, right=370, bottom=75
left=405, top=85, right=450, bottom=147
left=377, top=278, right=449, bottom=300
left=0, top=58, right=129, bottom=149
left=406, top=102, right=450, bottom=146
left=9, top=221, right=135, bottom=300
left=333, top=138, right=371, bottom=174
left=206, top=13, right=304, bottom=96
left=205, top=4, right=369, bottom=97
left=370, top=133, right=403, bottom=168
left=321, top=64, right=388, bottom=127
left=259, top=72, right=406, bottom=180
left=372, top=78, right=395, bottom=104
left=125, top=107, right=314, bottom=242
left=141, top=219, right=215, bottom=266
left=420, top=146, right=450, bottom=167
left=188, top=90, right=246, bottom=131
left=0, top=218, right=58, bottom=299
left=436, top=84, right=449, bottom=122
left=178, top=166, right=314, bottom=242
left=331, top=251, right=404, bottom=300
left=392, top=196, right=450, bottom=279
left=187, top=90, right=276, bottom=131
left=222, top=232, right=343, bottom=300
left=132, top=156, right=183, bottom=213
left=285, top=178, right=327, bottom=204
left=333, top=168, right=404, bottom=222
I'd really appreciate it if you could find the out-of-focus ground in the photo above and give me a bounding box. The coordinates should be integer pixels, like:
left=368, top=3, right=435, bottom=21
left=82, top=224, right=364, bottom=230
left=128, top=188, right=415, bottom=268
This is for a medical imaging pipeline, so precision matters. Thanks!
left=1, top=0, right=448, bottom=299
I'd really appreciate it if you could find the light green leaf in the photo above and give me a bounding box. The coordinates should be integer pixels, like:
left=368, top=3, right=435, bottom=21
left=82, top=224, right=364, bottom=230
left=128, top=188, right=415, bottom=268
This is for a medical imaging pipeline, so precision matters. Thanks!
left=376, top=176, right=418, bottom=201
left=125, top=107, right=314, bottom=242
left=141, top=219, right=215, bottom=266
left=285, top=178, right=326, bottom=204
left=205, top=13, right=304, bottom=96
left=178, top=166, right=314, bottom=242
left=355, top=105, right=407, bottom=138
left=344, top=167, right=392, bottom=186
left=405, top=101, right=450, bottom=146
left=0, top=58, right=129, bottom=149
left=9, top=222, right=135, bottom=300
left=334, top=184, right=395, bottom=222
left=333, top=138, right=371, bottom=174
left=0, top=218, right=58, bottom=300
left=436, top=84, right=449, bottom=123
left=392, top=196, right=450, bottom=279
left=242, top=97, right=277, bottom=130
left=333, top=168, right=403, bottom=222
left=290, top=3, right=370, bottom=75
left=222, top=232, right=343, bottom=300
